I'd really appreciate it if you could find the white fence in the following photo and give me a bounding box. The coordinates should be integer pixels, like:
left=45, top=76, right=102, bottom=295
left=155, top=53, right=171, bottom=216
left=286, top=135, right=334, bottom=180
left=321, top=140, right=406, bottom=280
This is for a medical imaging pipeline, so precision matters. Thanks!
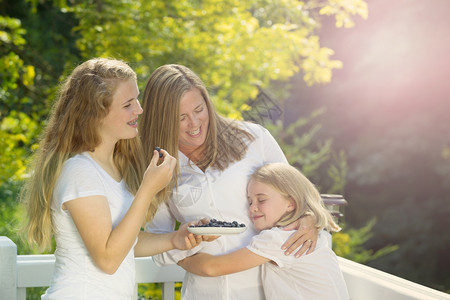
left=2, top=235, right=449, bottom=300
left=1, top=236, right=184, bottom=300
left=338, top=256, right=449, bottom=300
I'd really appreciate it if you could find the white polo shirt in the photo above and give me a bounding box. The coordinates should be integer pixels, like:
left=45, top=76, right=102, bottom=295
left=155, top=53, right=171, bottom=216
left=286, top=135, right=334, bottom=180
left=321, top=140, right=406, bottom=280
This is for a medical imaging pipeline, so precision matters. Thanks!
left=248, top=228, right=349, bottom=300
left=146, top=121, right=287, bottom=300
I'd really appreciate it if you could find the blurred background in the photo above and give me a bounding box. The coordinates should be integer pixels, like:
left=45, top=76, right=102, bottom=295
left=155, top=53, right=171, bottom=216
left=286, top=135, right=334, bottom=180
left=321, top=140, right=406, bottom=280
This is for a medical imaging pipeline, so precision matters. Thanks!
left=284, top=0, right=450, bottom=292
left=1, top=0, right=449, bottom=297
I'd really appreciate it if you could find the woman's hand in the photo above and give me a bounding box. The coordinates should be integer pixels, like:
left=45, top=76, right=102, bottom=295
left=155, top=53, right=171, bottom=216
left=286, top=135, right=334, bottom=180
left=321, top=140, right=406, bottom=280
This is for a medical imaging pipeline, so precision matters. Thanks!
left=281, top=215, right=319, bottom=257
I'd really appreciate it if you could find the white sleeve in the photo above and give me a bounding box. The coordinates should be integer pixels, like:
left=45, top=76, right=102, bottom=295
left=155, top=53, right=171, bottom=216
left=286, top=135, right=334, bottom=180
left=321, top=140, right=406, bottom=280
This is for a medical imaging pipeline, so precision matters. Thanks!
left=54, top=158, right=105, bottom=210
left=145, top=202, right=176, bottom=234
left=145, top=202, right=205, bottom=265
left=243, top=122, right=287, bottom=164
left=259, top=125, right=288, bottom=164
left=246, top=229, right=290, bottom=268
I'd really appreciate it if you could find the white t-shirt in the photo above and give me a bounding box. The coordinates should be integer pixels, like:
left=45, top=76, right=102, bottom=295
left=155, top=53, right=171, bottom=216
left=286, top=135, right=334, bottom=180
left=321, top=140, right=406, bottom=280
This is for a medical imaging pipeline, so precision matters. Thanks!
left=146, top=122, right=288, bottom=300
left=42, top=152, right=136, bottom=300
left=247, top=228, right=349, bottom=300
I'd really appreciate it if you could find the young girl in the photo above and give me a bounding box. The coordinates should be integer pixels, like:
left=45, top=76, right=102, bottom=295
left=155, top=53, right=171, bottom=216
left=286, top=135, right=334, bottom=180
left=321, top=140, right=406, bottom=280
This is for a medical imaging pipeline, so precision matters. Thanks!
left=178, top=162, right=349, bottom=300
left=22, top=58, right=201, bottom=299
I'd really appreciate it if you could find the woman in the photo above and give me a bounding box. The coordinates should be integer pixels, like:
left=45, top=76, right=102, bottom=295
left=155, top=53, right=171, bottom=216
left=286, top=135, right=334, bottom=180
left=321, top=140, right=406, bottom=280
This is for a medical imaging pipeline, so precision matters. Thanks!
left=23, top=58, right=200, bottom=299
left=139, top=64, right=318, bottom=299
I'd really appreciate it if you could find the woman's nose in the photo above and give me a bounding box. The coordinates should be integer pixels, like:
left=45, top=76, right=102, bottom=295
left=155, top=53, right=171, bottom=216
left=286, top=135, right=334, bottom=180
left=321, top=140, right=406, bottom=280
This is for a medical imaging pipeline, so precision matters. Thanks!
left=188, top=115, right=200, bottom=127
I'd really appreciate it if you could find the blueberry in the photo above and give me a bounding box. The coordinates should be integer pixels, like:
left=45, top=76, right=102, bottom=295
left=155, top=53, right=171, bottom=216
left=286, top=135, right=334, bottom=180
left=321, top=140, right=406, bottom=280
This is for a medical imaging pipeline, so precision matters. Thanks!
left=155, top=147, right=163, bottom=158
left=191, top=219, right=246, bottom=228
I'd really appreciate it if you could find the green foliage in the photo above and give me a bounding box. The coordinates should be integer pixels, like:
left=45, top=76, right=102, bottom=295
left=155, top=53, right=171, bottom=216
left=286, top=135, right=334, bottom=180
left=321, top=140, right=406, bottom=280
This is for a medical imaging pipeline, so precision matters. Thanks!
left=265, top=109, right=347, bottom=194
left=0, top=20, right=43, bottom=300
left=0, top=112, right=41, bottom=257
left=26, top=287, right=48, bottom=300
left=317, top=0, right=368, bottom=28
left=55, top=0, right=367, bottom=115
left=0, top=180, right=22, bottom=239
left=333, top=219, right=398, bottom=264
left=0, top=111, right=39, bottom=257
left=138, top=282, right=182, bottom=300
left=138, top=283, right=163, bottom=300
left=0, top=15, right=35, bottom=116
left=0, top=111, right=39, bottom=184
left=327, top=150, right=348, bottom=194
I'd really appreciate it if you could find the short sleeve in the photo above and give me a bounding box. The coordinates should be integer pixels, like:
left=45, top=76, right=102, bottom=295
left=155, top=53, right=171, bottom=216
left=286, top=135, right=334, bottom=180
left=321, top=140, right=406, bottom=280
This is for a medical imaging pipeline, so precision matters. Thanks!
left=246, top=229, right=292, bottom=268
left=53, top=156, right=106, bottom=210
left=243, top=122, right=287, bottom=164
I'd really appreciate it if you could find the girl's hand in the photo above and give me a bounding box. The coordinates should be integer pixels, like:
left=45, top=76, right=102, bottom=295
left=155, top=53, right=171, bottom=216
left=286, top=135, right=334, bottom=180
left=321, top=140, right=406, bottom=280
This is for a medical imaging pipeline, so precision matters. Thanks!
left=172, top=222, right=203, bottom=250
left=140, top=149, right=177, bottom=194
left=281, top=215, right=319, bottom=257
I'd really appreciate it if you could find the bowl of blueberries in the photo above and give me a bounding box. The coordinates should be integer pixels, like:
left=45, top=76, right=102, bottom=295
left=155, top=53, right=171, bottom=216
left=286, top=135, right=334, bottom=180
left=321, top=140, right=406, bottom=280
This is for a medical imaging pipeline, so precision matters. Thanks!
left=188, top=219, right=247, bottom=235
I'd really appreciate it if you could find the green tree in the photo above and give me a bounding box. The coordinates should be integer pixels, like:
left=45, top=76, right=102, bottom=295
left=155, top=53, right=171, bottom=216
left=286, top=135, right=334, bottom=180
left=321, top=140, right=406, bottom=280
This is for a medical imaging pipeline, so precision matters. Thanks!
left=0, top=14, right=40, bottom=253
left=44, top=0, right=367, bottom=114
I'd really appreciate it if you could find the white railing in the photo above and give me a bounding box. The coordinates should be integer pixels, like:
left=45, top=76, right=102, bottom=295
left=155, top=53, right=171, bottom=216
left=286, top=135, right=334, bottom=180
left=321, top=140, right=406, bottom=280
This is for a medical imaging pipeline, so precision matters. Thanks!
left=0, top=236, right=184, bottom=300
left=338, top=257, right=449, bottom=300
left=1, top=236, right=449, bottom=300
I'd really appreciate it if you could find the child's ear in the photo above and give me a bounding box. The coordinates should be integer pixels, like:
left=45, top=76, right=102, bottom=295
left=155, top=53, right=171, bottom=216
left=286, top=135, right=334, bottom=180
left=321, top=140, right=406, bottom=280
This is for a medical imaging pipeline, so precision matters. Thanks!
left=287, top=198, right=296, bottom=212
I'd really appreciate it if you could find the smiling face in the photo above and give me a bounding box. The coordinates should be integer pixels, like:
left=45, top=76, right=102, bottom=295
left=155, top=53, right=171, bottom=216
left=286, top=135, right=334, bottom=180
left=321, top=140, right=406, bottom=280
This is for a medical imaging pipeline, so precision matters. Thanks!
left=98, top=78, right=142, bottom=143
left=178, top=88, right=210, bottom=156
left=247, top=179, right=296, bottom=231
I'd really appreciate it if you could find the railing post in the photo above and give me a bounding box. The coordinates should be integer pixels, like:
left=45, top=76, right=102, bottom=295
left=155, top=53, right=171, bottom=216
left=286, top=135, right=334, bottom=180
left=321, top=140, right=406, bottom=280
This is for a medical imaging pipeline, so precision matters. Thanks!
left=0, top=236, right=17, bottom=300
left=161, top=282, right=175, bottom=300
left=321, top=194, right=348, bottom=223
left=321, top=194, right=348, bottom=247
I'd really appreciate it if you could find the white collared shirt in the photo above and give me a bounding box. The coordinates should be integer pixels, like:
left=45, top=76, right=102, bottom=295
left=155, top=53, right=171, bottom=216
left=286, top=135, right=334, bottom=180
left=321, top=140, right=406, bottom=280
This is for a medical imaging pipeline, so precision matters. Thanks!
left=248, top=229, right=349, bottom=300
left=146, top=121, right=287, bottom=300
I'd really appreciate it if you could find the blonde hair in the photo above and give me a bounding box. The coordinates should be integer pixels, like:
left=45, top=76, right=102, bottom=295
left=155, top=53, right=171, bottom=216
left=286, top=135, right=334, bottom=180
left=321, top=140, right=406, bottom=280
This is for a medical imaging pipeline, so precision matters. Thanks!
left=22, top=58, right=145, bottom=251
left=139, top=64, right=254, bottom=219
left=250, top=163, right=341, bottom=232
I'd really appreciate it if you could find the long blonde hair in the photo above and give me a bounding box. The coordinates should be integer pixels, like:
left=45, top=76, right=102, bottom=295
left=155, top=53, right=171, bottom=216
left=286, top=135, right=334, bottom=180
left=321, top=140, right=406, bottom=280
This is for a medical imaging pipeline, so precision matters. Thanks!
left=250, top=163, right=341, bottom=232
left=139, top=64, right=254, bottom=219
left=22, top=58, right=145, bottom=251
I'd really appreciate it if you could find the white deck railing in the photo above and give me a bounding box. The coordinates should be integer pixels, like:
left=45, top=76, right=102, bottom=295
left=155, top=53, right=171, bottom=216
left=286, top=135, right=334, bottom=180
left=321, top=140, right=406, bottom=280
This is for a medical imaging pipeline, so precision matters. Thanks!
left=0, top=236, right=184, bottom=300
left=1, top=236, right=449, bottom=300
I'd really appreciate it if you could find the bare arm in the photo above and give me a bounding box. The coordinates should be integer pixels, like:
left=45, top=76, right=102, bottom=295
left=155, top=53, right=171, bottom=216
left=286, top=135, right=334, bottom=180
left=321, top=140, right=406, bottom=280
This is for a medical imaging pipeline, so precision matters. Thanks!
left=65, top=150, right=178, bottom=274
left=134, top=222, right=202, bottom=257
left=177, top=248, right=269, bottom=277
left=281, top=215, right=319, bottom=257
